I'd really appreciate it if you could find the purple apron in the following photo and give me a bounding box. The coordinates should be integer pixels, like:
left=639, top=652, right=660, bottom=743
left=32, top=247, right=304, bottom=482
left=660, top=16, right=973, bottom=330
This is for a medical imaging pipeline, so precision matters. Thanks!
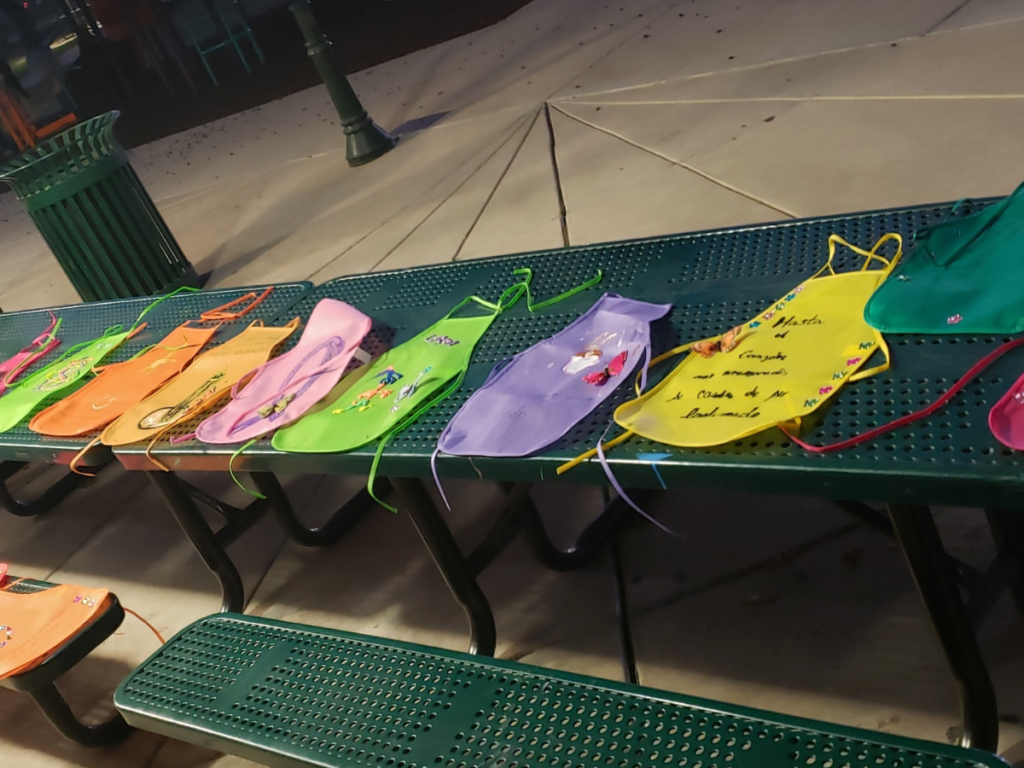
left=437, top=294, right=671, bottom=466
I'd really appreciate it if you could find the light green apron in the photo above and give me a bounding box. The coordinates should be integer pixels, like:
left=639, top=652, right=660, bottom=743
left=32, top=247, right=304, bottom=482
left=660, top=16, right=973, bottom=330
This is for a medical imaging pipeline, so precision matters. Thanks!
left=274, top=269, right=601, bottom=509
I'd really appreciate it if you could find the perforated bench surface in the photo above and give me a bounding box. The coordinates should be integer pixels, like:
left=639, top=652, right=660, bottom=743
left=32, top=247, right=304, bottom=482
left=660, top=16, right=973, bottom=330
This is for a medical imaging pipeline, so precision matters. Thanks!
left=115, top=614, right=1004, bottom=768
left=114, top=199, right=1024, bottom=510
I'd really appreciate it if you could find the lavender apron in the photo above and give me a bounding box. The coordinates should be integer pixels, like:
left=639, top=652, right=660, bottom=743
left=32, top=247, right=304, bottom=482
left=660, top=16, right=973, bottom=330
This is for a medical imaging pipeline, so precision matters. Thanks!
left=437, top=294, right=671, bottom=464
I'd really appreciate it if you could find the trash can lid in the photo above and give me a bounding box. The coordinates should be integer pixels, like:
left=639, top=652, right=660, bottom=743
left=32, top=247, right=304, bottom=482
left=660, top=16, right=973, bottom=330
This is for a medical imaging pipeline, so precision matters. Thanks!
left=0, top=111, right=122, bottom=192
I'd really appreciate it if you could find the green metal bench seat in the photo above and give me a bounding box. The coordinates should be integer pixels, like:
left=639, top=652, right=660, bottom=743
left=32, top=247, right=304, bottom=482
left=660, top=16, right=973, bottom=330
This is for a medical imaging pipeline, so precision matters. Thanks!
left=115, top=614, right=1006, bottom=768
left=1, top=577, right=131, bottom=745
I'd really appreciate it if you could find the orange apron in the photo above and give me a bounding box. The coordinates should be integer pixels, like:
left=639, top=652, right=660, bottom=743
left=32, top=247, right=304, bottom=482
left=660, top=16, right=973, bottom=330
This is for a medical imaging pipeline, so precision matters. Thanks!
left=101, top=319, right=300, bottom=459
left=29, top=324, right=217, bottom=437
left=0, top=583, right=111, bottom=680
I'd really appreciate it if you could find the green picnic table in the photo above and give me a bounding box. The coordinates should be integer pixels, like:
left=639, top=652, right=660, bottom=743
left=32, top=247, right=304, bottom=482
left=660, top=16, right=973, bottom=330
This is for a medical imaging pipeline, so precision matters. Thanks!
left=105, top=198, right=1024, bottom=753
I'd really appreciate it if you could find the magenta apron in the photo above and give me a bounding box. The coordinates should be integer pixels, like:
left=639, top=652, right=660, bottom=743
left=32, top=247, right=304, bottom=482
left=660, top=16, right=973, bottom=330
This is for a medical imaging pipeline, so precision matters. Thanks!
left=0, top=312, right=61, bottom=395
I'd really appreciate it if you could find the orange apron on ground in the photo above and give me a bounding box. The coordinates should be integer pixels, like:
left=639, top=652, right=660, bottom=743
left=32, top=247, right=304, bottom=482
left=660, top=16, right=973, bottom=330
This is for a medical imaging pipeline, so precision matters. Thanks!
left=0, top=583, right=111, bottom=680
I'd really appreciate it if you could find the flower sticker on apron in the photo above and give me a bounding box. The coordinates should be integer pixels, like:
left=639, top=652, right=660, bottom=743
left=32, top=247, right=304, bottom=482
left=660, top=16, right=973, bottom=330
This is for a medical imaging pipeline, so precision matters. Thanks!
left=563, top=331, right=620, bottom=374
left=564, top=349, right=603, bottom=374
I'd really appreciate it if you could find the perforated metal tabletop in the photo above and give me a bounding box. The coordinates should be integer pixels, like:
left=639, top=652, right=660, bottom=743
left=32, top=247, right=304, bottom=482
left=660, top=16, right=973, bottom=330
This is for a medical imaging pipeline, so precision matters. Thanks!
left=0, top=282, right=312, bottom=464
left=115, top=614, right=1008, bottom=768
left=115, top=199, right=1024, bottom=510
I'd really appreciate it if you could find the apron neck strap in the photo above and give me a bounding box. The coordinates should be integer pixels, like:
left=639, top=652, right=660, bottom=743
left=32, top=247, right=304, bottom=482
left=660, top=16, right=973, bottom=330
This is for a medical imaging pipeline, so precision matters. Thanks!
left=512, top=267, right=603, bottom=312
left=813, top=233, right=903, bottom=279
left=29, top=311, right=61, bottom=348
left=198, top=287, right=274, bottom=323
left=129, top=287, right=202, bottom=333
left=444, top=268, right=604, bottom=321
left=5, top=323, right=129, bottom=389
left=127, top=286, right=276, bottom=334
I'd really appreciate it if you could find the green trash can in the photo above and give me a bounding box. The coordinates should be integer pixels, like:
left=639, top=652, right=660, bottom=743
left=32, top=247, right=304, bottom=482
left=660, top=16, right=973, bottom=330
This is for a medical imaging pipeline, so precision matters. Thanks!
left=0, top=111, right=200, bottom=302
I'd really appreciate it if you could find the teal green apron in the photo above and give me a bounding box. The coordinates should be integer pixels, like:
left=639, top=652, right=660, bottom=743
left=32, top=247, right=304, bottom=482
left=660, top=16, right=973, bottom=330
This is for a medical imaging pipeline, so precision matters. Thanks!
left=865, top=183, right=1024, bottom=333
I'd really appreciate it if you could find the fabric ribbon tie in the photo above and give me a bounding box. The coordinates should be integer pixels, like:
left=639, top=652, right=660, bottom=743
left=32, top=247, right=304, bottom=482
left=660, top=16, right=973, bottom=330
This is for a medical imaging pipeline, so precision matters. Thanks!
left=782, top=336, right=1024, bottom=452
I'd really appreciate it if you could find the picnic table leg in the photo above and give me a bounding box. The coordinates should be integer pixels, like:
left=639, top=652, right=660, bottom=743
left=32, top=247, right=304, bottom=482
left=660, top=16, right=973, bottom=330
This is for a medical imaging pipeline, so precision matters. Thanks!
left=985, top=508, right=1024, bottom=617
left=248, top=472, right=385, bottom=547
left=466, top=484, right=633, bottom=574
left=392, top=476, right=497, bottom=657
left=832, top=500, right=895, bottom=537
left=28, top=682, right=131, bottom=746
left=461, top=481, right=634, bottom=579
left=147, top=471, right=252, bottom=613
left=518, top=486, right=631, bottom=571
left=887, top=503, right=999, bottom=751
left=610, top=529, right=639, bottom=685
left=836, top=501, right=1006, bottom=624
left=463, top=483, right=531, bottom=576
left=0, top=461, right=100, bottom=517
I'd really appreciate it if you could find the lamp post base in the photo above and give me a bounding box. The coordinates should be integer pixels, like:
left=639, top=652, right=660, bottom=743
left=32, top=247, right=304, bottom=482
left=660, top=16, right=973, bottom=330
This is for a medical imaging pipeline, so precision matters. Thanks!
left=344, top=115, right=397, bottom=167
left=291, top=0, right=397, bottom=167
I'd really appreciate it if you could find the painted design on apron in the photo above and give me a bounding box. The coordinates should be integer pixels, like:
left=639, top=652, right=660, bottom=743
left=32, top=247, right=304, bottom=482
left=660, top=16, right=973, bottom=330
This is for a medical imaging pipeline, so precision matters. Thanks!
left=229, top=336, right=346, bottom=435
left=425, top=335, right=459, bottom=346
left=138, top=372, right=225, bottom=430
left=390, top=367, right=432, bottom=412
left=34, top=358, right=92, bottom=392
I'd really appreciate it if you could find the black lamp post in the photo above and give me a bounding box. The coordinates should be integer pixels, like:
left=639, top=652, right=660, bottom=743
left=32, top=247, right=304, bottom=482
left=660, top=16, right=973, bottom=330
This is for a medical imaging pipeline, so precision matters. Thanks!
left=290, top=0, right=396, bottom=167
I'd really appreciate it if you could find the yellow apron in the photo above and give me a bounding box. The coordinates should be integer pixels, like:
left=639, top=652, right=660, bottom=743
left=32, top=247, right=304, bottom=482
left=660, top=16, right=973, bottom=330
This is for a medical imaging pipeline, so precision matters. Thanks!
left=101, top=319, right=299, bottom=459
left=612, top=234, right=901, bottom=448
